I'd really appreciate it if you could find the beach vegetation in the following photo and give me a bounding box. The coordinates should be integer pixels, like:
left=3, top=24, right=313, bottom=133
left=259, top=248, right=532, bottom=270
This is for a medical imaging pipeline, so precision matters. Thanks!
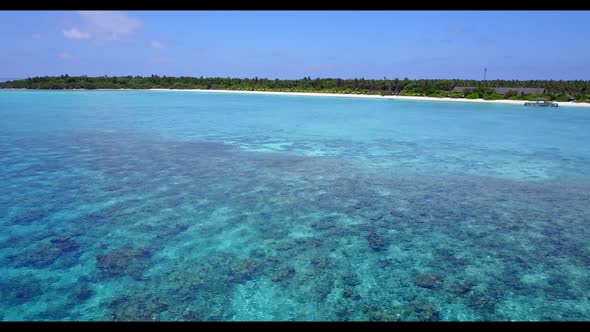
left=466, top=93, right=480, bottom=99
left=2, top=76, right=589, bottom=102
left=483, top=93, right=504, bottom=100
left=427, top=90, right=448, bottom=98
left=449, top=91, right=465, bottom=98
left=555, top=95, right=569, bottom=102
left=503, top=90, right=518, bottom=99
left=524, top=94, right=541, bottom=101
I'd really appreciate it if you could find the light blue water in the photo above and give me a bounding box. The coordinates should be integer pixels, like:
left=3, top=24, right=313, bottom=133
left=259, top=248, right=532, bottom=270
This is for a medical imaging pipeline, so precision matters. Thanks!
left=1, top=90, right=589, bottom=321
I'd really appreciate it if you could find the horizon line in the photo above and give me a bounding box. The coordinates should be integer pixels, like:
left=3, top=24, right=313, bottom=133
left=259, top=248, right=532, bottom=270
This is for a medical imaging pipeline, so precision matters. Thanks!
left=6, top=76, right=590, bottom=82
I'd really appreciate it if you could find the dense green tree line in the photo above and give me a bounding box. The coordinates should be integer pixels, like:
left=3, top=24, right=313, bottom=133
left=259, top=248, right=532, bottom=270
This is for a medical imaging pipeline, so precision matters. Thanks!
left=2, top=75, right=589, bottom=102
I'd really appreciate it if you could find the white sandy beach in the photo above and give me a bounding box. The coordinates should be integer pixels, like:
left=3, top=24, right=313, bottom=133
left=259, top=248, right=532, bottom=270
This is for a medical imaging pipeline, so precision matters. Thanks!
left=148, top=88, right=590, bottom=108
left=4, top=87, right=588, bottom=107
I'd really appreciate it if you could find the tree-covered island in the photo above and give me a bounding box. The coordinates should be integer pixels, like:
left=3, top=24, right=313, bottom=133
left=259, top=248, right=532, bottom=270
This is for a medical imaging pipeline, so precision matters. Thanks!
left=2, top=76, right=589, bottom=103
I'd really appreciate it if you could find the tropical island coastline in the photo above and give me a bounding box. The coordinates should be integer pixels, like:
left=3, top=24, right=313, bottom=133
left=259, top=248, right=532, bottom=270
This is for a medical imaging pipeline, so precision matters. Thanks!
left=2, top=76, right=590, bottom=107
left=145, top=88, right=590, bottom=108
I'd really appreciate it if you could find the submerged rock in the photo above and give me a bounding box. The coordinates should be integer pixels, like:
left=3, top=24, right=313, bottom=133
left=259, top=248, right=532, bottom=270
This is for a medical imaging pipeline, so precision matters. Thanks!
left=0, top=274, right=43, bottom=305
left=433, top=247, right=467, bottom=267
left=367, top=231, right=389, bottom=252
left=447, top=281, right=474, bottom=295
left=13, top=210, right=49, bottom=224
left=342, top=286, right=361, bottom=300
left=311, top=255, right=332, bottom=269
left=414, top=274, right=443, bottom=289
left=311, top=218, right=337, bottom=231
left=408, top=300, right=440, bottom=321
left=544, top=275, right=577, bottom=300
left=230, top=258, right=262, bottom=282
left=466, top=290, right=499, bottom=314
left=73, top=284, right=94, bottom=301
left=154, top=222, right=191, bottom=241
left=96, top=248, right=152, bottom=280
left=365, top=307, right=403, bottom=322
left=335, top=303, right=355, bottom=321
left=51, top=236, right=80, bottom=253
left=181, top=308, right=206, bottom=321
left=304, top=273, right=335, bottom=302
left=8, top=244, right=62, bottom=268
left=107, top=294, right=168, bottom=321
left=328, top=226, right=356, bottom=237
left=271, top=267, right=296, bottom=282
left=370, top=214, right=385, bottom=221
left=174, top=223, right=189, bottom=232
left=275, top=242, right=295, bottom=251
left=341, top=273, right=360, bottom=287
left=294, top=237, right=323, bottom=248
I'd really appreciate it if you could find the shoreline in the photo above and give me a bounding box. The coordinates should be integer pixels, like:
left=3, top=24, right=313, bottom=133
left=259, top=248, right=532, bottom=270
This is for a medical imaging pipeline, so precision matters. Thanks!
left=149, top=89, right=590, bottom=108
left=3, top=87, right=589, bottom=108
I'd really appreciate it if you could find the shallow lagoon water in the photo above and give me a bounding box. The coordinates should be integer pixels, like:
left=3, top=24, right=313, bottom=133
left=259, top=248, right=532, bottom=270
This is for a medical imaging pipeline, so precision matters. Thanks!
left=0, top=90, right=589, bottom=321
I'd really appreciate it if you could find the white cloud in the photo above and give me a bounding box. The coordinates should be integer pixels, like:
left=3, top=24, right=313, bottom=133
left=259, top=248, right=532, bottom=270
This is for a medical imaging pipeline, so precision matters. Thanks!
left=150, top=40, right=166, bottom=49
left=63, top=28, right=91, bottom=40
left=58, top=52, right=73, bottom=60
left=63, top=11, right=142, bottom=43
left=31, top=33, right=41, bottom=39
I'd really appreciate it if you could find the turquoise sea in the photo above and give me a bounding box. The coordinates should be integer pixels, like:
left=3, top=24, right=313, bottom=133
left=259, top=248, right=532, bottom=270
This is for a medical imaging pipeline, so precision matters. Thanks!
left=1, top=90, right=589, bottom=321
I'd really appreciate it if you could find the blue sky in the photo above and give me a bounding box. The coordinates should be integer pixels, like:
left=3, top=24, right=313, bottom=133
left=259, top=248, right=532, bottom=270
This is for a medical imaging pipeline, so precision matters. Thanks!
left=0, top=10, right=589, bottom=80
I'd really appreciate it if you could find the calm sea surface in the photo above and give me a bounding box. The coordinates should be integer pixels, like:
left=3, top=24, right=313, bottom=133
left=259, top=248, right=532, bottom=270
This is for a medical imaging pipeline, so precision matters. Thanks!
left=1, top=90, right=589, bottom=321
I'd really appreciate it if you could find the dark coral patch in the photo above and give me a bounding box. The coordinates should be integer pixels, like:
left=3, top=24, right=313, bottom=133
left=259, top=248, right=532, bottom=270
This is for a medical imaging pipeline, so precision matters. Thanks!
left=342, top=287, right=361, bottom=300
left=310, top=255, right=332, bottom=269
left=51, top=236, right=80, bottom=253
left=414, top=274, right=443, bottom=289
left=73, top=284, right=94, bottom=302
left=0, top=274, right=43, bottom=305
left=271, top=267, right=296, bottom=282
left=447, top=281, right=475, bottom=295
left=13, top=210, right=49, bottom=225
left=311, top=217, right=337, bottom=231
left=363, top=306, right=403, bottom=322
left=96, top=248, right=153, bottom=280
left=466, top=290, right=500, bottom=315
left=107, top=294, right=168, bottom=321
left=341, top=273, right=360, bottom=287
left=408, top=300, right=441, bottom=321
left=230, top=258, right=262, bottom=283
left=367, top=231, right=389, bottom=252
left=8, top=244, right=61, bottom=268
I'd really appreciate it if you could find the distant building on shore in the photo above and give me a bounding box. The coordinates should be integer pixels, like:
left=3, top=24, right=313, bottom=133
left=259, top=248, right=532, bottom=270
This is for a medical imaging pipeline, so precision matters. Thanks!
left=452, top=87, right=546, bottom=95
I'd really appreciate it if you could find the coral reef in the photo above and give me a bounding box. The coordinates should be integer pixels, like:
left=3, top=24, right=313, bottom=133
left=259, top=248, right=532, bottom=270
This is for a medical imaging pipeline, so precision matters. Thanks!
left=73, top=284, right=94, bottom=301
left=271, top=267, right=296, bottom=282
left=229, top=258, right=263, bottom=283
left=96, top=248, right=153, bottom=280
left=366, top=231, right=389, bottom=252
left=408, top=301, right=440, bottom=321
left=0, top=274, right=43, bottom=305
left=414, top=274, right=444, bottom=289
left=12, top=210, right=49, bottom=225
left=2, top=99, right=590, bottom=321
left=51, top=236, right=80, bottom=253
left=107, top=294, right=169, bottom=321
